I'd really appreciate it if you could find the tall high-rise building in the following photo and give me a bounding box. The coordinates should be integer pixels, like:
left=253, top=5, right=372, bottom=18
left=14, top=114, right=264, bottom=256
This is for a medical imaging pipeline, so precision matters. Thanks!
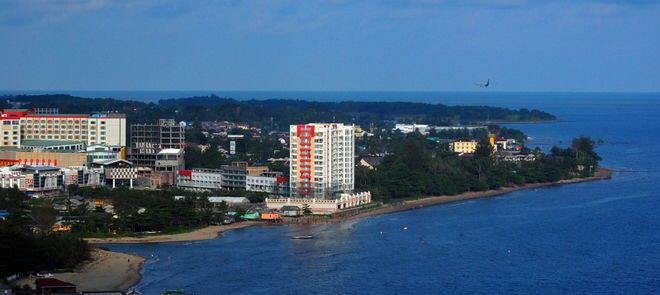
left=289, top=123, right=354, bottom=199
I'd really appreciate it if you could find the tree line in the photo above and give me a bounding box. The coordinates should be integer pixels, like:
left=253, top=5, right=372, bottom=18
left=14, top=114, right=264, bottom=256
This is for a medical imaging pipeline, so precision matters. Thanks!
left=356, top=135, right=601, bottom=202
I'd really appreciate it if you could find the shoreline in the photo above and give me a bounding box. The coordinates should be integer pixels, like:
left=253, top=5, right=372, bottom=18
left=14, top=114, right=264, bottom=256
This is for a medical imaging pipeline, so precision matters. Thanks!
left=85, top=221, right=258, bottom=244
left=79, top=168, right=612, bottom=291
left=334, top=168, right=613, bottom=222
left=87, top=168, right=614, bottom=243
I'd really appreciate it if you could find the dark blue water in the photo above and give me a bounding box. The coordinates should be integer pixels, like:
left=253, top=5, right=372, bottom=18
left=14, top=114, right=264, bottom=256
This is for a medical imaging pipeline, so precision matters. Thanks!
left=99, top=93, right=660, bottom=294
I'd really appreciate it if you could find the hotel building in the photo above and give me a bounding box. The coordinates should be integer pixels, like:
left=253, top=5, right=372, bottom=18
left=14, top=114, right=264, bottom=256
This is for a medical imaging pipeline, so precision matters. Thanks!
left=289, top=123, right=355, bottom=199
left=0, top=109, right=126, bottom=147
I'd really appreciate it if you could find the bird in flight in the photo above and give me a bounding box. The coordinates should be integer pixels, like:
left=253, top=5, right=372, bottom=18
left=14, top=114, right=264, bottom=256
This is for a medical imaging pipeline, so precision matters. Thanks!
left=476, top=79, right=490, bottom=88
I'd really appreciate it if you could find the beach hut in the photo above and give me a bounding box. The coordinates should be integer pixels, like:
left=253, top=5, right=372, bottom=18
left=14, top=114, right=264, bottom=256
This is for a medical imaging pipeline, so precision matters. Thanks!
left=261, top=212, right=281, bottom=221
left=281, top=206, right=302, bottom=217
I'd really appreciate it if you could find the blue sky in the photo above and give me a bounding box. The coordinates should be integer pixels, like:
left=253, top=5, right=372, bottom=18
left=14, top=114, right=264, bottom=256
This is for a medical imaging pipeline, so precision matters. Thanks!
left=0, top=0, right=659, bottom=92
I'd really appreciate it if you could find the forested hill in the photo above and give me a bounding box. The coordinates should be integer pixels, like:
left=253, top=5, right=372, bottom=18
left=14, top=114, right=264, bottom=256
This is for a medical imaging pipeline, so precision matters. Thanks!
left=159, top=95, right=556, bottom=123
left=1, top=94, right=555, bottom=129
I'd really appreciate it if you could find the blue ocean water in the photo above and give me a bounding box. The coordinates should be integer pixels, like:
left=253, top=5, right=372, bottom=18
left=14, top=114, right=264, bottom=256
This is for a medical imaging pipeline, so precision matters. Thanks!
left=92, top=92, right=659, bottom=294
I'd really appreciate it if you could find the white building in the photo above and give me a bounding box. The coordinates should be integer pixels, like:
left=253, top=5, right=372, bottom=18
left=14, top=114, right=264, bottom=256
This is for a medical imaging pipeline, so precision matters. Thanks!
left=289, top=123, right=355, bottom=199
left=394, top=124, right=486, bottom=135
left=266, top=191, right=371, bottom=215
left=177, top=168, right=223, bottom=191
left=246, top=175, right=278, bottom=193
left=394, top=124, right=430, bottom=134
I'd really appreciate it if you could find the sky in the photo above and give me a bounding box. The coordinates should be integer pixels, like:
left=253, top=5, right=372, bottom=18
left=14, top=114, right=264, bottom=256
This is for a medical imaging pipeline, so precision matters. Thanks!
left=0, top=0, right=659, bottom=92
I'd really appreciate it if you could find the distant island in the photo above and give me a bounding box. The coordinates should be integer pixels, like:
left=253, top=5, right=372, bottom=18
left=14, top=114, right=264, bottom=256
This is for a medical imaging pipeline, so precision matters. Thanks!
left=2, top=94, right=556, bottom=127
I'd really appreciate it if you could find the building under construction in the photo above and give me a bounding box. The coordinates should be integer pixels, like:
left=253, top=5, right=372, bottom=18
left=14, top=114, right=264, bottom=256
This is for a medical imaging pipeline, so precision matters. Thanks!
left=127, top=119, right=185, bottom=184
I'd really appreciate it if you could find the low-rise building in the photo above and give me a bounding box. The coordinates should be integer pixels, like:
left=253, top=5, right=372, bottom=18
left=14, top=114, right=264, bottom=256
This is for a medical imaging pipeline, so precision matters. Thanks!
left=208, top=196, right=250, bottom=204
left=220, top=164, right=247, bottom=190
left=280, top=205, right=302, bottom=217
left=246, top=175, right=278, bottom=193
left=177, top=168, right=222, bottom=191
left=87, top=144, right=122, bottom=165
left=0, top=148, right=88, bottom=168
left=266, top=191, right=372, bottom=215
left=155, top=148, right=184, bottom=185
left=359, top=156, right=383, bottom=170
left=92, top=159, right=137, bottom=188
left=35, top=278, right=76, bottom=294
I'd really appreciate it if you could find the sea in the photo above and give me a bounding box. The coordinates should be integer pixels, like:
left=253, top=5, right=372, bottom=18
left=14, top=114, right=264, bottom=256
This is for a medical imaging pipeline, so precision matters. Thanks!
left=8, top=91, right=656, bottom=294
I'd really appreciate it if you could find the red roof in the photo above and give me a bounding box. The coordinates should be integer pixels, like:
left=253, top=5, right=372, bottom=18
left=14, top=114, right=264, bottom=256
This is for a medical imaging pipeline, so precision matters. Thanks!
left=35, top=278, right=76, bottom=288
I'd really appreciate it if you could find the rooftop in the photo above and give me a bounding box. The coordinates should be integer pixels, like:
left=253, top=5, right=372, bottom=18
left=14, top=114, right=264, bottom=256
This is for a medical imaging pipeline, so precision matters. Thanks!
left=21, top=140, right=86, bottom=147
left=35, top=278, right=76, bottom=288
left=208, top=196, right=250, bottom=203
left=158, top=148, right=182, bottom=154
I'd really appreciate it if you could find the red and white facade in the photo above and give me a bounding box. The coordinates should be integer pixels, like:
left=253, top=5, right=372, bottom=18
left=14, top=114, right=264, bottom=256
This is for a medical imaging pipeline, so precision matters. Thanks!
left=289, top=123, right=355, bottom=199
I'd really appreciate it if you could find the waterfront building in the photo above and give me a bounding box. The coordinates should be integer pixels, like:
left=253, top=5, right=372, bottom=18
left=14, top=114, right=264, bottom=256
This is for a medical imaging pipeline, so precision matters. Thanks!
left=450, top=140, right=479, bottom=154
left=265, top=191, right=372, bottom=214
left=35, top=278, right=77, bottom=294
left=0, top=109, right=127, bottom=147
left=289, top=123, right=355, bottom=199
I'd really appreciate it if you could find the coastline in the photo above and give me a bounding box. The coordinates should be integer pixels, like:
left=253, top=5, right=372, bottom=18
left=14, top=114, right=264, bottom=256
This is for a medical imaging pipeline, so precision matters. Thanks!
left=79, top=168, right=612, bottom=291
left=87, top=169, right=614, bottom=243
left=85, top=221, right=258, bottom=244
left=335, top=168, right=613, bottom=221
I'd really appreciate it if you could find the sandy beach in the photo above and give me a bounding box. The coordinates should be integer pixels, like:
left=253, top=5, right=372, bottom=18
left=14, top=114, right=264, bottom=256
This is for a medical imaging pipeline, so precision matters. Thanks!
left=342, top=168, right=614, bottom=221
left=85, top=221, right=258, bottom=244
left=71, top=168, right=612, bottom=292
left=16, top=249, right=145, bottom=292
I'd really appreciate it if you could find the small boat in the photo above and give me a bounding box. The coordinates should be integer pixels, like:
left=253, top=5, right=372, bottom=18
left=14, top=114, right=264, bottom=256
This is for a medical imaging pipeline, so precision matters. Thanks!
left=162, top=289, right=185, bottom=294
left=290, top=235, right=314, bottom=240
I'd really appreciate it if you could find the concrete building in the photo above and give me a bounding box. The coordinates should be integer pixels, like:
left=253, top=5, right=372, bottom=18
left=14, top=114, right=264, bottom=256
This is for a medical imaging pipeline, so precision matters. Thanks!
left=127, top=119, right=184, bottom=184
left=92, top=159, right=137, bottom=188
left=128, top=119, right=184, bottom=165
left=450, top=140, right=479, bottom=154
left=289, top=123, right=355, bottom=199
left=0, top=166, right=63, bottom=196
left=0, top=109, right=127, bottom=147
left=155, top=148, right=184, bottom=185
left=87, top=144, right=123, bottom=165
left=266, top=191, right=371, bottom=214
left=394, top=124, right=486, bottom=135
left=394, top=123, right=430, bottom=134
left=208, top=196, right=250, bottom=204
left=0, top=148, right=88, bottom=168
left=177, top=168, right=223, bottom=191
left=220, top=163, right=248, bottom=190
